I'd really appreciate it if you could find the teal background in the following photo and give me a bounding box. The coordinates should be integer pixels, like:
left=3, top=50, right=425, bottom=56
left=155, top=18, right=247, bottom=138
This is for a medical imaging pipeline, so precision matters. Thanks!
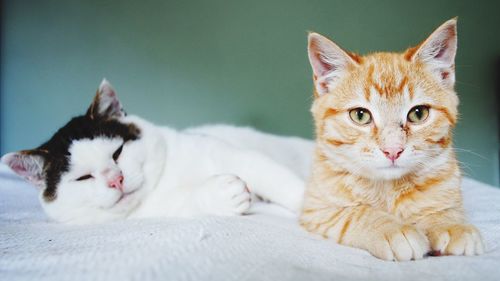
left=2, top=0, right=499, bottom=186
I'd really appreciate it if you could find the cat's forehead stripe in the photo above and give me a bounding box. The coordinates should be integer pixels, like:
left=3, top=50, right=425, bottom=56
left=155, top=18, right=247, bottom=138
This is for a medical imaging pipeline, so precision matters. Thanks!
left=363, top=57, right=411, bottom=100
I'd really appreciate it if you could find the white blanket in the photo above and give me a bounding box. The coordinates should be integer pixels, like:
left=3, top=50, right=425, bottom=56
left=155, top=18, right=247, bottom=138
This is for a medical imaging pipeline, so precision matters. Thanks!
left=1, top=164, right=499, bottom=281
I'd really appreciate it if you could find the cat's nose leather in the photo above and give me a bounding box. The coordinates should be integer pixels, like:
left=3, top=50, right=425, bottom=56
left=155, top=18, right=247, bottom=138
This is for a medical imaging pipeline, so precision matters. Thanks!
left=381, top=147, right=404, bottom=162
left=108, top=174, right=124, bottom=191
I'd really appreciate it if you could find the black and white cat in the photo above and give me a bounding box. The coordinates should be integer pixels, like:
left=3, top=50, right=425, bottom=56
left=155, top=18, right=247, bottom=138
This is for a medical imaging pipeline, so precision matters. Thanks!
left=2, top=80, right=313, bottom=224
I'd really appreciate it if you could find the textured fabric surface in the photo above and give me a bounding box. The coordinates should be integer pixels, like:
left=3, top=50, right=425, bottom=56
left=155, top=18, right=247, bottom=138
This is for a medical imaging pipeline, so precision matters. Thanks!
left=1, top=164, right=499, bottom=281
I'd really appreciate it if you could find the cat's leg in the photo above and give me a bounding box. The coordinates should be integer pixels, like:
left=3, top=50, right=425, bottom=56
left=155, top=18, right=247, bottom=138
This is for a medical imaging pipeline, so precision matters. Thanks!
left=403, top=177, right=485, bottom=256
left=415, top=208, right=484, bottom=256
left=130, top=174, right=251, bottom=218
left=192, top=174, right=251, bottom=216
left=300, top=203, right=430, bottom=261
left=216, top=149, right=305, bottom=214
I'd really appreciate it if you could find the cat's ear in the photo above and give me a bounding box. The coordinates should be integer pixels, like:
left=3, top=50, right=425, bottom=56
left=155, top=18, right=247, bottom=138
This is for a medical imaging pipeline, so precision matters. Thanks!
left=87, top=79, right=125, bottom=120
left=308, top=32, right=360, bottom=96
left=1, top=151, right=46, bottom=188
left=406, top=18, right=457, bottom=89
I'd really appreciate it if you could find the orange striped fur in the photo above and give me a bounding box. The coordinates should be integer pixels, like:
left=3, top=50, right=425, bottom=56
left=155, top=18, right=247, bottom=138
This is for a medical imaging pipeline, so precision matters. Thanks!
left=300, top=18, right=484, bottom=261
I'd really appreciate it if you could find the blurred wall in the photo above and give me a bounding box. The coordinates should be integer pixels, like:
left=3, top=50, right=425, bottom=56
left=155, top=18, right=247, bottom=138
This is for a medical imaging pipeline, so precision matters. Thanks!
left=2, top=0, right=499, bottom=186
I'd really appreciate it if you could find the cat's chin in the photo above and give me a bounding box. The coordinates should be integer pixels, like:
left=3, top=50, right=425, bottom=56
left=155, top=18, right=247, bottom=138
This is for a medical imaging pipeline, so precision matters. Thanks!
left=372, top=166, right=408, bottom=180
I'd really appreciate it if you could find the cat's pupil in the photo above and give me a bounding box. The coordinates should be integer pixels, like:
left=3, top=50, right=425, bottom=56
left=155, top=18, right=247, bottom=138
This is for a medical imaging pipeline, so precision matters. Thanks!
left=113, top=144, right=123, bottom=162
left=415, top=108, right=422, bottom=119
left=357, top=110, right=365, bottom=120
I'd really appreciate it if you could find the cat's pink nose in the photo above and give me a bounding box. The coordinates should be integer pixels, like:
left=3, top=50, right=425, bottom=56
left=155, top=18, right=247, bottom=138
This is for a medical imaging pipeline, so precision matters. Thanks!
left=382, top=147, right=404, bottom=162
left=108, top=174, right=124, bottom=191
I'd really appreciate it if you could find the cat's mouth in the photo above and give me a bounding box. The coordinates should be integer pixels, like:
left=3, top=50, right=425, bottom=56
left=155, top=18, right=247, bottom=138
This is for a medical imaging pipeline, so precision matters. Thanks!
left=377, top=165, right=406, bottom=173
left=114, top=189, right=139, bottom=206
left=379, top=165, right=403, bottom=169
left=374, top=164, right=410, bottom=180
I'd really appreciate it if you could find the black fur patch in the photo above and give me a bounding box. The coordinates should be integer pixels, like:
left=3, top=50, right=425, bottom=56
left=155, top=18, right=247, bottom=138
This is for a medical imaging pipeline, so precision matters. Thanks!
left=33, top=114, right=140, bottom=202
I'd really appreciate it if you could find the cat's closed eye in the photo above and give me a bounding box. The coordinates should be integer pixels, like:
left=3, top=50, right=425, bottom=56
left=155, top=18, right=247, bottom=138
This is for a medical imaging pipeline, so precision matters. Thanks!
left=76, top=174, right=93, bottom=181
left=112, top=144, right=124, bottom=162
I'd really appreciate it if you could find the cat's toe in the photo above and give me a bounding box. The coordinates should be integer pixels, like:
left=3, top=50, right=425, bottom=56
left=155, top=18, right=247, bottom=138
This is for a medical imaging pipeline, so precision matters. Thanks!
left=427, top=224, right=484, bottom=256
left=223, top=176, right=248, bottom=197
left=399, top=225, right=429, bottom=260
left=370, top=239, right=395, bottom=261
left=386, top=230, right=414, bottom=261
left=204, top=174, right=251, bottom=216
left=234, top=196, right=251, bottom=214
left=224, top=179, right=251, bottom=214
left=370, top=224, right=429, bottom=261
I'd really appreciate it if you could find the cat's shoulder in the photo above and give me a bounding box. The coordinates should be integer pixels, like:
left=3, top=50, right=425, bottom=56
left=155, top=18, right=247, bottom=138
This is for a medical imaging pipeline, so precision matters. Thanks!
left=181, top=124, right=243, bottom=147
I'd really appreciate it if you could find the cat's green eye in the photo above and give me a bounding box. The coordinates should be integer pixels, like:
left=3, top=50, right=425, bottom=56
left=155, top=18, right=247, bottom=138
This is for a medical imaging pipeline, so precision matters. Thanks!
left=407, top=105, right=430, bottom=123
left=349, top=108, right=372, bottom=125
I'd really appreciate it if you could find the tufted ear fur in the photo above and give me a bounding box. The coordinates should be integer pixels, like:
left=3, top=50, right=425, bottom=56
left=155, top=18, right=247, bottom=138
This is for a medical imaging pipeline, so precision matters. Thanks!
left=406, top=18, right=458, bottom=89
left=1, top=151, right=46, bottom=188
left=307, top=32, right=360, bottom=96
left=87, top=79, right=125, bottom=120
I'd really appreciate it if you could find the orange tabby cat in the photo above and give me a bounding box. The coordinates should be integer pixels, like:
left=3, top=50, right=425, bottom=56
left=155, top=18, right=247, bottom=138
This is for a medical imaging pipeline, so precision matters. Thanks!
left=299, top=18, right=484, bottom=261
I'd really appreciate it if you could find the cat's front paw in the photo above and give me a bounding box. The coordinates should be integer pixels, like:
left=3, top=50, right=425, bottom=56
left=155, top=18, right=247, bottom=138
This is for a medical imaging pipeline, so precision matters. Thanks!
left=426, top=224, right=484, bottom=256
left=367, top=224, right=430, bottom=261
left=199, top=174, right=251, bottom=216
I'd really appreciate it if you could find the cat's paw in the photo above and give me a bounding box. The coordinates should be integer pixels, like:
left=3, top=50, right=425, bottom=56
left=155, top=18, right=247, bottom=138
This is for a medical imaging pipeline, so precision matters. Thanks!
left=368, top=224, right=430, bottom=261
left=426, top=224, right=484, bottom=256
left=199, top=174, right=251, bottom=216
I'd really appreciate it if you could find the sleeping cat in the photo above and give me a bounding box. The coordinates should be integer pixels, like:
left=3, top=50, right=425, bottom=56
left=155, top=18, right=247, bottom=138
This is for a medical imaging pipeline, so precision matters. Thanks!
left=2, top=80, right=313, bottom=224
left=299, top=18, right=484, bottom=261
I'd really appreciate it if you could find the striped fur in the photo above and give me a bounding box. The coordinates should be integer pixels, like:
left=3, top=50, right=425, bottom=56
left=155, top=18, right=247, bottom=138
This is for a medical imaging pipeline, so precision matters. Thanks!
left=300, top=18, right=484, bottom=261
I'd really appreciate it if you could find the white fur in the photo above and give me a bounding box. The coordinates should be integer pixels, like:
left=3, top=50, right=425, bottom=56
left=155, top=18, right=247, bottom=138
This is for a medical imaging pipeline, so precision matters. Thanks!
left=23, top=117, right=313, bottom=224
